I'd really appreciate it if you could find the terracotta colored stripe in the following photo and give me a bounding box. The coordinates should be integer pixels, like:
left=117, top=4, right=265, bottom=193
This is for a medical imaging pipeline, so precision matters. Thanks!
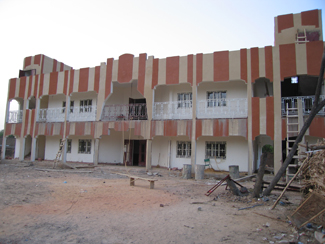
left=114, top=121, right=129, bottom=131
left=68, top=70, right=74, bottom=95
left=5, top=124, right=12, bottom=136
left=34, top=54, right=41, bottom=65
left=152, top=59, right=159, bottom=89
left=196, top=53, right=203, bottom=84
left=19, top=77, right=26, bottom=98
left=8, top=78, right=16, bottom=100
left=27, top=76, right=32, bottom=98
left=196, top=120, right=202, bottom=139
left=309, top=117, right=325, bottom=138
left=102, top=122, right=109, bottom=135
left=252, top=97, right=260, bottom=139
left=213, top=119, right=229, bottom=137
left=24, top=110, right=30, bottom=136
left=134, top=121, right=141, bottom=135
left=279, top=43, right=296, bottom=80
left=213, top=51, right=229, bottom=82
left=78, top=68, right=89, bottom=92
left=66, top=122, right=70, bottom=137
left=24, top=57, right=32, bottom=68
left=301, top=9, right=319, bottom=28
left=15, top=123, right=22, bottom=137
left=282, top=118, right=287, bottom=140
left=30, top=109, right=35, bottom=137
left=186, top=120, right=192, bottom=139
left=49, top=72, right=58, bottom=95
left=266, top=97, right=274, bottom=140
left=240, top=49, right=247, bottom=82
left=187, top=55, right=193, bottom=85
left=33, top=75, right=39, bottom=97
left=264, top=46, right=273, bottom=81
left=63, top=71, right=69, bottom=95
left=94, top=66, right=100, bottom=94
left=118, top=54, right=133, bottom=83
left=39, top=74, right=44, bottom=97
left=52, top=59, right=58, bottom=72
left=91, top=122, right=95, bottom=137
left=150, top=121, right=156, bottom=139
left=75, top=122, right=85, bottom=136
left=164, top=120, right=177, bottom=137
left=277, top=13, right=294, bottom=33
left=138, top=53, right=146, bottom=96
left=166, top=56, right=179, bottom=85
left=250, top=48, right=259, bottom=83
left=41, top=55, right=44, bottom=74
left=306, top=41, right=324, bottom=76
left=60, top=63, right=64, bottom=72
left=105, top=59, right=113, bottom=98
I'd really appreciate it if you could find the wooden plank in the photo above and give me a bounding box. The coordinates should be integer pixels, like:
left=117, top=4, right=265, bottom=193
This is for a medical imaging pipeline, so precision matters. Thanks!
left=34, top=168, right=92, bottom=173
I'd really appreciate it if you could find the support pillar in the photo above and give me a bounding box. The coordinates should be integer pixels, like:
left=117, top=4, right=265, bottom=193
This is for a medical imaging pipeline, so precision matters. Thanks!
left=1, top=137, right=6, bottom=160
left=30, top=137, right=36, bottom=161
left=19, top=137, right=25, bottom=161
left=93, top=138, right=100, bottom=166
left=146, top=139, right=152, bottom=171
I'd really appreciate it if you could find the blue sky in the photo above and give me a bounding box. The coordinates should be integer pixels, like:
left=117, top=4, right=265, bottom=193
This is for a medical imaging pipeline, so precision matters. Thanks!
left=0, top=0, right=324, bottom=130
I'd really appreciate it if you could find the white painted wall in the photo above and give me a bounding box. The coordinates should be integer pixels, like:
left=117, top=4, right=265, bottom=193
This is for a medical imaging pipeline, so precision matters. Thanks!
left=106, top=82, right=144, bottom=105
left=45, top=136, right=94, bottom=163
left=70, top=91, right=97, bottom=108
left=98, top=131, right=123, bottom=163
left=14, top=137, right=20, bottom=159
left=151, top=136, right=170, bottom=167
left=48, top=94, right=66, bottom=109
left=196, top=136, right=248, bottom=172
left=154, top=83, right=192, bottom=102
left=197, top=80, right=247, bottom=101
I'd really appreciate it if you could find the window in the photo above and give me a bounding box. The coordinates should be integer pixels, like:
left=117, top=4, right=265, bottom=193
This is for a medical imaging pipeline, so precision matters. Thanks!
left=205, top=141, right=226, bottom=159
left=62, top=101, right=74, bottom=113
left=80, top=99, right=92, bottom=113
left=207, top=91, right=226, bottom=107
left=176, top=141, right=191, bottom=158
left=177, top=93, right=192, bottom=108
left=59, top=139, right=72, bottom=153
left=78, top=139, right=91, bottom=154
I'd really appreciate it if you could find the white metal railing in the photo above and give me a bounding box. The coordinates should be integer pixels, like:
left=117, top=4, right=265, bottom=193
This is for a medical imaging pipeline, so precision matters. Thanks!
left=38, top=108, right=65, bottom=122
left=101, top=103, right=147, bottom=121
left=153, top=101, right=193, bottom=120
left=7, top=110, right=23, bottom=123
left=197, top=98, right=248, bottom=119
left=68, top=106, right=97, bottom=122
left=281, top=95, right=325, bottom=116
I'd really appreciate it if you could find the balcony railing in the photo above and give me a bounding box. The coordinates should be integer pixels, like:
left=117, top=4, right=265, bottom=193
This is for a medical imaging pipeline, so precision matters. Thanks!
left=101, top=103, right=147, bottom=121
left=197, top=98, right=248, bottom=119
left=7, top=110, right=23, bottom=123
left=38, top=108, right=65, bottom=122
left=153, top=101, right=192, bottom=120
left=281, top=95, right=325, bottom=116
left=37, top=106, right=97, bottom=122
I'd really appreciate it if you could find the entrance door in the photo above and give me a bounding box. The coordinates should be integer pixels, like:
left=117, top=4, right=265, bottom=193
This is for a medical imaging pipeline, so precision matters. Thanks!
left=138, top=140, right=146, bottom=167
left=124, top=140, right=146, bottom=166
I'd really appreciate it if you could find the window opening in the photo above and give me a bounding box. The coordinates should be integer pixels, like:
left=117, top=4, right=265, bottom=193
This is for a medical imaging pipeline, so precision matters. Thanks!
left=80, top=99, right=92, bottom=113
left=207, top=91, right=227, bottom=107
left=177, top=93, right=192, bottom=108
left=176, top=141, right=191, bottom=158
left=78, top=139, right=91, bottom=154
left=205, top=141, right=226, bottom=159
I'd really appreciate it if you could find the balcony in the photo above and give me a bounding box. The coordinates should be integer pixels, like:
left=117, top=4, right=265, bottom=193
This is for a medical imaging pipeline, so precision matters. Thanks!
left=281, top=95, right=325, bottom=116
left=197, top=98, right=247, bottom=119
left=101, top=103, right=147, bottom=121
left=7, top=110, right=23, bottom=123
left=153, top=101, right=192, bottom=120
left=37, top=106, right=97, bottom=122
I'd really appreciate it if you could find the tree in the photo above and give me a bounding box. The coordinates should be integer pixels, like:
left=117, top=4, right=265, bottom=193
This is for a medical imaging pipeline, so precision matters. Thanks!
left=263, top=49, right=325, bottom=196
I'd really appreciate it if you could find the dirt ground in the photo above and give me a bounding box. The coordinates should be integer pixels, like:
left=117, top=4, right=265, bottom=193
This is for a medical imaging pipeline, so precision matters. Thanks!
left=0, top=160, right=318, bottom=244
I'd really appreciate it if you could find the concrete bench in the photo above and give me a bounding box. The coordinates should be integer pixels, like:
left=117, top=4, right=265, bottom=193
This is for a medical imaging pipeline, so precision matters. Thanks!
left=129, top=176, right=158, bottom=189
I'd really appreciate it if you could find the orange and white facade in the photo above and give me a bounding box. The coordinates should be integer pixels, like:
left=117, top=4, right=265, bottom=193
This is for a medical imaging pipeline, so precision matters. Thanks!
left=3, top=9, right=324, bottom=174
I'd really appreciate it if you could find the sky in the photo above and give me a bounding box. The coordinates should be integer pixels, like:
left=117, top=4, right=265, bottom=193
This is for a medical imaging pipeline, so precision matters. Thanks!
left=0, top=0, right=324, bottom=131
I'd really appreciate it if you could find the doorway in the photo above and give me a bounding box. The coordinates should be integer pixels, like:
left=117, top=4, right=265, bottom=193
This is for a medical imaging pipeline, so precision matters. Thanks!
left=124, top=140, right=146, bottom=167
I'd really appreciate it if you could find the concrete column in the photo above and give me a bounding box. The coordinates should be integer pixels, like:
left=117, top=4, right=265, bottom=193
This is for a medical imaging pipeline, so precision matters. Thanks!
left=93, top=138, right=100, bottom=166
left=62, top=139, right=68, bottom=163
left=191, top=55, right=197, bottom=174
left=1, top=137, right=6, bottom=160
left=146, top=139, right=152, bottom=171
left=19, top=137, right=25, bottom=161
left=30, top=137, right=36, bottom=161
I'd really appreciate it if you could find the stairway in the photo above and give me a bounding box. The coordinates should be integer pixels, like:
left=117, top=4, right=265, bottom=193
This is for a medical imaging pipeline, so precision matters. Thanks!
left=285, top=100, right=306, bottom=182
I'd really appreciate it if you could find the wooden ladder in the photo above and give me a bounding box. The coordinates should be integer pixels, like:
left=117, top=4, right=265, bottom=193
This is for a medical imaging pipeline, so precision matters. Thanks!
left=53, top=139, right=76, bottom=169
left=285, top=103, right=305, bottom=182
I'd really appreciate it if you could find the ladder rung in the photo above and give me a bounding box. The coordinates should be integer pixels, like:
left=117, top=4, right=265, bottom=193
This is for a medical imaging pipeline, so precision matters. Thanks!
left=287, top=123, right=299, bottom=125
left=287, top=115, right=299, bottom=118
left=287, top=108, right=298, bottom=110
left=288, top=131, right=299, bottom=133
left=287, top=140, right=296, bottom=142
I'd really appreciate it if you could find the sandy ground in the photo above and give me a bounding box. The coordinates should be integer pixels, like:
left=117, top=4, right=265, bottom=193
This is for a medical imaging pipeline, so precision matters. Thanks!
left=0, top=160, right=317, bottom=244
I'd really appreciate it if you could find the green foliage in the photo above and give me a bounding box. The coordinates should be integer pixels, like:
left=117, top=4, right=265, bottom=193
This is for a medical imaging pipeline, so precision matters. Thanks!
left=262, top=144, right=274, bottom=153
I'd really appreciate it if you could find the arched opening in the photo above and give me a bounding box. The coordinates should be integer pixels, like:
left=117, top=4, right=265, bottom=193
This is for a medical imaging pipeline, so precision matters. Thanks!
left=28, top=96, right=36, bottom=109
left=8, top=98, right=23, bottom=123
left=253, top=78, right=273, bottom=98
left=253, top=135, right=273, bottom=171
left=24, top=135, right=32, bottom=160
left=1, top=135, right=16, bottom=159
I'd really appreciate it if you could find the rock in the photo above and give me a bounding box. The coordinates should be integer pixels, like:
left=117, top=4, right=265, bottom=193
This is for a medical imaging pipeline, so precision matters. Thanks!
left=160, top=204, right=164, bottom=207
left=198, top=207, right=202, bottom=211
left=147, top=172, right=153, bottom=176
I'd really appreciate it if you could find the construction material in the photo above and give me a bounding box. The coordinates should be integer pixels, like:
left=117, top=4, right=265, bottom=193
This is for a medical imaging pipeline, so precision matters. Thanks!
left=271, top=156, right=309, bottom=209
left=35, top=168, right=92, bottom=173
left=238, top=204, right=263, bottom=211
left=182, top=164, right=192, bottom=179
left=53, top=139, right=76, bottom=169
left=129, top=176, right=157, bottom=189
left=195, top=164, right=205, bottom=180
left=205, top=175, right=230, bottom=196
left=229, top=165, right=239, bottom=179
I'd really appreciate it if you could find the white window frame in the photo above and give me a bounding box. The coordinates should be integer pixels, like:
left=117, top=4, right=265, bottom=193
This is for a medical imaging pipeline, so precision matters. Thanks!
left=80, top=99, right=92, bottom=113
left=176, top=141, right=191, bottom=158
left=78, top=139, right=91, bottom=154
left=207, top=91, right=227, bottom=107
left=205, top=141, right=226, bottom=159
left=177, top=93, right=192, bottom=108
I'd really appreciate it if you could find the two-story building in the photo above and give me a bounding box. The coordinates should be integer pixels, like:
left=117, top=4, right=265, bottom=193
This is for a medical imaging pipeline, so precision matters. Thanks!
left=2, top=9, right=324, bottom=176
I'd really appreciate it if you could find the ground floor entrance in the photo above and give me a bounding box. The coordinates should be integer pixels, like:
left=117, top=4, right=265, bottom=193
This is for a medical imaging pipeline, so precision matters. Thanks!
left=124, top=140, right=146, bottom=167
